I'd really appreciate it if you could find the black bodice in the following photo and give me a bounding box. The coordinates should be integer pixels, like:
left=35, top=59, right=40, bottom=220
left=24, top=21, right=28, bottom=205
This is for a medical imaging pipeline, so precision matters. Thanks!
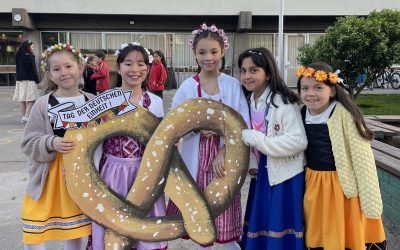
left=301, top=107, right=336, bottom=171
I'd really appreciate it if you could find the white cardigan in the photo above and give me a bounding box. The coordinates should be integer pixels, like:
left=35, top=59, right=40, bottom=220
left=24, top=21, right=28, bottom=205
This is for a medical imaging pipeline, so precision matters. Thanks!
left=172, top=73, right=250, bottom=179
left=247, top=93, right=307, bottom=186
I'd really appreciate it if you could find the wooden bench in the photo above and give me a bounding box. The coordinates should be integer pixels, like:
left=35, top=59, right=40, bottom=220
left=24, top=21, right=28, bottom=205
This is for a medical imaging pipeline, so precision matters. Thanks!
left=0, top=65, right=16, bottom=86
left=365, top=117, right=400, bottom=142
left=371, top=139, right=400, bottom=176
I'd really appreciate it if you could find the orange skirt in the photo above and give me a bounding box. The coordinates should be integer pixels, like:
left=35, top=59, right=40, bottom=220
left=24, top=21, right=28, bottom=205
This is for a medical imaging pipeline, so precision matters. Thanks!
left=304, top=168, right=386, bottom=250
left=22, top=153, right=91, bottom=244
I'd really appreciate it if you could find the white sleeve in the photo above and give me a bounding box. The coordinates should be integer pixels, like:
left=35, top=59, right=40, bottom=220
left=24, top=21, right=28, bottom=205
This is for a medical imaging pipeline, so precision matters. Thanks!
left=155, top=98, right=164, bottom=118
left=253, top=103, right=308, bottom=157
left=149, top=94, right=164, bottom=118
left=172, top=79, right=195, bottom=109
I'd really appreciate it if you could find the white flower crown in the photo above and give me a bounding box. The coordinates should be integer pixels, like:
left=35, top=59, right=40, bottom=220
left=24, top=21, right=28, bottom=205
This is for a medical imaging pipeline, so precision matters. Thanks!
left=114, top=42, right=151, bottom=57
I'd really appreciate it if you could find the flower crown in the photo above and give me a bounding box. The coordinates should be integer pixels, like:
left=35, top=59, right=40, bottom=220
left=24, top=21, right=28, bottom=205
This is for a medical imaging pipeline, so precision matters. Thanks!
left=40, top=43, right=83, bottom=71
left=296, top=66, right=343, bottom=85
left=114, top=42, right=151, bottom=57
left=188, top=23, right=229, bottom=49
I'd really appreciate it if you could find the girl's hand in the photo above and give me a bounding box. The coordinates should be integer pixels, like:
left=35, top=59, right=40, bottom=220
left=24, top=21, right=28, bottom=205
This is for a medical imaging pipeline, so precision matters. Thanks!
left=212, top=147, right=226, bottom=178
left=52, top=136, right=75, bottom=154
left=241, top=129, right=263, bottom=147
left=201, top=130, right=217, bottom=138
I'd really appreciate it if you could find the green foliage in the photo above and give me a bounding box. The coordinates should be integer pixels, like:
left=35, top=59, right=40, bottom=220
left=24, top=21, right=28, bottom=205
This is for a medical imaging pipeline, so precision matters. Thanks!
left=357, top=94, right=400, bottom=115
left=297, top=9, right=400, bottom=98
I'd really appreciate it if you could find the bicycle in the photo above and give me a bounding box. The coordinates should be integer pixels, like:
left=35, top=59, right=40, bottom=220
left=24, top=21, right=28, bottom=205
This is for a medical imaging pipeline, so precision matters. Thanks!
left=373, top=70, right=400, bottom=89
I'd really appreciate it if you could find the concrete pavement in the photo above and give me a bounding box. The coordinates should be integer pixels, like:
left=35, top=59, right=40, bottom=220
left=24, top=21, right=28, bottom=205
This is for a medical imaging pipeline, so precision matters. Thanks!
left=0, top=86, right=398, bottom=249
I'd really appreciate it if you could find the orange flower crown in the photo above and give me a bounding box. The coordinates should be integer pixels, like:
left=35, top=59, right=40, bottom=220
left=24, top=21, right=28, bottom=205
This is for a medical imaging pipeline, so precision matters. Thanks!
left=296, top=66, right=342, bottom=85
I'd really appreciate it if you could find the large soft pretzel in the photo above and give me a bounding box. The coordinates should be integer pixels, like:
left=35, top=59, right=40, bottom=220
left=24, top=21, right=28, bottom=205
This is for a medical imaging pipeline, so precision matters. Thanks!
left=63, top=98, right=249, bottom=249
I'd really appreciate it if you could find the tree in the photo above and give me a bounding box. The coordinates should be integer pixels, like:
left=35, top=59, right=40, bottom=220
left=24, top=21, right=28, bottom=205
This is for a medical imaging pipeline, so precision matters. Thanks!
left=297, top=9, right=400, bottom=98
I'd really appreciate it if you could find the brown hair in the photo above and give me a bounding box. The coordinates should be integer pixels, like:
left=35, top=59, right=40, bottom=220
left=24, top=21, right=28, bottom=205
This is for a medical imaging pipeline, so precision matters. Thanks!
left=297, top=62, right=373, bottom=140
left=191, top=26, right=226, bottom=73
left=238, top=47, right=299, bottom=106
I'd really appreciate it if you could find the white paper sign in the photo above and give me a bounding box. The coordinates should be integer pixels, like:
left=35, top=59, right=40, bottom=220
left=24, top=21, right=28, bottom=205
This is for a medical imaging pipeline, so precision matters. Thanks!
left=48, top=89, right=137, bottom=129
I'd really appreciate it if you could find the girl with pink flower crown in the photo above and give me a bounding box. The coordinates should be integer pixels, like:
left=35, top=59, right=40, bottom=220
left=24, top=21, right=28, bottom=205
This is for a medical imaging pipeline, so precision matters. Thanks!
left=166, top=23, right=250, bottom=250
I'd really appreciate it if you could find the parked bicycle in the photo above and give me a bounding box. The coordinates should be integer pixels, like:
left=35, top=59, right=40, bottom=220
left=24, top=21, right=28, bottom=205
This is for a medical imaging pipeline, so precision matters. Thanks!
left=373, top=70, right=400, bottom=89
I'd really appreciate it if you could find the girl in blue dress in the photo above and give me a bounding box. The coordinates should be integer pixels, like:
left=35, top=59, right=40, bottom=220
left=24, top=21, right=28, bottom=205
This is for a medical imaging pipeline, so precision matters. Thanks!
left=238, top=47, right=307, bottom=249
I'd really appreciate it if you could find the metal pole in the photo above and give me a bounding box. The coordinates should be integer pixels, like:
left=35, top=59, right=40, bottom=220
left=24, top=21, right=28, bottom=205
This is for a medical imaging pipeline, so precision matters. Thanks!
left=277, top=0, right=284, bottom=74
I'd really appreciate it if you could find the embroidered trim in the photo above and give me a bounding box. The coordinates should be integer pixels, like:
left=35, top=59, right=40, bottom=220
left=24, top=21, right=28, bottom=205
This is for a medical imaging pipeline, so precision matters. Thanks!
left=247, top=228, right=303, bottom=238
left=22, top=217, right=91, bottom=232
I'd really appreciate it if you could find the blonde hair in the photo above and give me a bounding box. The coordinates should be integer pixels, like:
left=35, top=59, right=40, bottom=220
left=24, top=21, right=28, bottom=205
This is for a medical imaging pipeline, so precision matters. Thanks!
left=39, top=50, right=83, bottom=94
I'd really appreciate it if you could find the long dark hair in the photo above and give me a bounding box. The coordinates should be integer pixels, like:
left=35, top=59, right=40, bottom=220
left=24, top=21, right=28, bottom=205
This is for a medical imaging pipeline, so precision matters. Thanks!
left=115, top=44, right=150, bottom=88
left=192, top=27, right=226, bottom=73
left=296, top=61, right=373, bottom=140
left=238, top=47, right=299, bottom=107
left=16, top=40, right=33, bottom=57
left=153, top=50, right=167, bottom=69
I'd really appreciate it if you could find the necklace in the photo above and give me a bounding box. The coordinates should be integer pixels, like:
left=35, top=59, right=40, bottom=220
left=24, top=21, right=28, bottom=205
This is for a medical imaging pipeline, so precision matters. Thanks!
left=202, top=83, right=219, bottom=96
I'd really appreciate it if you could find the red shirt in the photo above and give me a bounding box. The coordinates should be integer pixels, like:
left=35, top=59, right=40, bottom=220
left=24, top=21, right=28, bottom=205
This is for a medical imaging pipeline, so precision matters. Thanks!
left=90, top=60, right=110, bottom=91
left=148, top=62, right=167, bottom=91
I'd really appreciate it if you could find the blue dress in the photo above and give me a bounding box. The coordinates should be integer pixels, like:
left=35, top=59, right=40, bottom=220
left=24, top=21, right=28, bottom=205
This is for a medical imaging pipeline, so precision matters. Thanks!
left=240, top=101, right=304, bottom=250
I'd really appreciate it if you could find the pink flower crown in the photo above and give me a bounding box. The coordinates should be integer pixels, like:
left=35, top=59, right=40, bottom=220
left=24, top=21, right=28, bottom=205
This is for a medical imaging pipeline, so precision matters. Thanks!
left=40, top=43, right=83, bottom=71
left=188, top=23, right=229, bottom=50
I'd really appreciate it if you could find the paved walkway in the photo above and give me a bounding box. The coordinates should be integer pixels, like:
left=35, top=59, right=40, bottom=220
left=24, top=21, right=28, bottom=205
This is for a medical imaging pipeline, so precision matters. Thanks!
left=0, top=86, right=397, bottom=249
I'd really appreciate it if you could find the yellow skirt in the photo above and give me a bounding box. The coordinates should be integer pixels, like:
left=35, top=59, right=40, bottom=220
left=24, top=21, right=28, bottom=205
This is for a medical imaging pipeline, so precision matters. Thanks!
left=304, top=168, right=386, bottom=250
left=22, top=153, right=91, bottom=244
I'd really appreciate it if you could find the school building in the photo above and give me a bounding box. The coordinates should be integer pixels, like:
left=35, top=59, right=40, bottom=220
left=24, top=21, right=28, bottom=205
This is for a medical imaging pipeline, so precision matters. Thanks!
left=0, top=0, right=398, bottom=87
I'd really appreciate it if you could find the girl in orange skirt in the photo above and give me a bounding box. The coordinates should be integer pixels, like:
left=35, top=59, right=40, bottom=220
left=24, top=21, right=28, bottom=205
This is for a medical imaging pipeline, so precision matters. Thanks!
left=296, top=62, right=386, bottom=250
left=21, top=43, right=93, bottom=249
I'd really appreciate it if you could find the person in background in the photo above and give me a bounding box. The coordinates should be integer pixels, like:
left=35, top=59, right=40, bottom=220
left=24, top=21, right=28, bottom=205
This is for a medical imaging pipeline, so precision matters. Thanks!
left=148, top=50, right=168, bottom=99
left=13, top=40, right=40, bottom=122
left=82, top=55, right=98, bottom=95
left=91, top=51, right=109, bottom=93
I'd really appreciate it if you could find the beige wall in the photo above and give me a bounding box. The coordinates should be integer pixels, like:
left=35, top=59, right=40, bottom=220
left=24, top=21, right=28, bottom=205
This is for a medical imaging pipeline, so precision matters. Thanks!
left=2, top=0, right=399, bottom=15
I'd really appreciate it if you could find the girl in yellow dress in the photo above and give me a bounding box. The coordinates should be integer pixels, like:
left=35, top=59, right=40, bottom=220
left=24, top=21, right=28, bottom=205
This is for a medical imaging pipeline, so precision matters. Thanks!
left=297, top=62, right=386, bottom=250
left=21, top=43, right=93, bottom=249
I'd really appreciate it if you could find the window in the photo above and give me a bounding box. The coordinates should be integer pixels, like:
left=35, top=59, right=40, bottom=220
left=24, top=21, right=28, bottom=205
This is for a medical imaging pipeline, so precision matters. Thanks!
left=0, top=32, right=23, bottom=65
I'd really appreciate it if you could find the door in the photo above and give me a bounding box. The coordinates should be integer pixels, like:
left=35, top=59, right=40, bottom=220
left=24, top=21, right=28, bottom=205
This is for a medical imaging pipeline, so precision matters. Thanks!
left=284, top=34, right=305, bottom=87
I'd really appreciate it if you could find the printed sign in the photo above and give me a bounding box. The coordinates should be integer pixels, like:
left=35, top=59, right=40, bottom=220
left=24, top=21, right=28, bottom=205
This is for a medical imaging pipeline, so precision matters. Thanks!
left=48, top=89, right=137, bottom=129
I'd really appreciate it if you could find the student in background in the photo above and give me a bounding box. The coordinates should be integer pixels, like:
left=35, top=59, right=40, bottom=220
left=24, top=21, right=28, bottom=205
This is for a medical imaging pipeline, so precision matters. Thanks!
left=13, top=40, right=40, bottom=122
left=148, top=50, right=168, bottom=99
left=91, top=51, right=109, bottom=93
left=82, top=55, right=98, bottom=95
